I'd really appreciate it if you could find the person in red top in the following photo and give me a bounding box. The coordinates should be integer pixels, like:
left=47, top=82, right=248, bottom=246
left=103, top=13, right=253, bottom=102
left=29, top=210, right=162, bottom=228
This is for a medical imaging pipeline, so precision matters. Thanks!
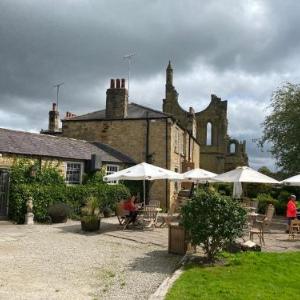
left=286, top=195, right=297, bottom=233
left=123, top=195, right=138, bottom=225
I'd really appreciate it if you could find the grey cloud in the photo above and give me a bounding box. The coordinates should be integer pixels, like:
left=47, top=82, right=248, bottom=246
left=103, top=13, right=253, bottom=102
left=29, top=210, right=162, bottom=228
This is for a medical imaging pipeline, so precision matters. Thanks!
left=1, top=0, right=299, bottom=169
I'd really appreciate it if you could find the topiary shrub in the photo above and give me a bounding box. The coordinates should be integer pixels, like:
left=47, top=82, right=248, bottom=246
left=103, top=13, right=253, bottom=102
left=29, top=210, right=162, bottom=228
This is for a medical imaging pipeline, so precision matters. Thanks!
left=181, top=190, right=246, bottom=261
left=48, top=202, right=70, bottom=223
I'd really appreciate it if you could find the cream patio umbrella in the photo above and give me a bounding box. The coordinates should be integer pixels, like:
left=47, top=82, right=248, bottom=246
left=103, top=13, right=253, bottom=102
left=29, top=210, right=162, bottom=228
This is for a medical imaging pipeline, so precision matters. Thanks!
left=281, top=174, right=300, bottom=186
left=103, top=162, right=183, bottom=206
left=212, top=166, right=280, bottom=199
left=181, top=168, right=217, bottom=183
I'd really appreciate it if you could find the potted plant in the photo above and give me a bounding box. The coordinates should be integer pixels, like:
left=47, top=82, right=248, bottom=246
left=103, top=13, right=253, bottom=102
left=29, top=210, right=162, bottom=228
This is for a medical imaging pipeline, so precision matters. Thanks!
left=81, top=196, right=101, bottom=232
left=48, top=202, right=70, bottom=223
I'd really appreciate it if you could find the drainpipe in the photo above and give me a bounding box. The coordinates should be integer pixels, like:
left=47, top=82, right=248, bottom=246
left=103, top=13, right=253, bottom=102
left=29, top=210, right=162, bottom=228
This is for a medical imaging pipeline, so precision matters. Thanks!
left=165, top=118, right=169, bottom=209
left=188, top=135, right=191, bottom=162
left=145, top=112, right=150, bottom=203
left=146, top=112, right=150, bottom=163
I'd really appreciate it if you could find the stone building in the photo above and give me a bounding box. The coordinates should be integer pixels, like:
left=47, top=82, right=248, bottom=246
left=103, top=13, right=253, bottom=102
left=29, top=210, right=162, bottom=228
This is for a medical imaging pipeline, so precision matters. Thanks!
left=43, top=62, right=248, bottom=207
left=163, top=61, right=248, bottom=173
left=0, top=128, right=134, bottom=218
left=59, top=77, right=200, bottom=208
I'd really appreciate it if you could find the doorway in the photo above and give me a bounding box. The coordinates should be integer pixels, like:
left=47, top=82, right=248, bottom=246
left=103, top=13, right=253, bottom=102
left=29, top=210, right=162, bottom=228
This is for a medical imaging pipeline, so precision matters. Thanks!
left=0, top=169, right=9, bottom=217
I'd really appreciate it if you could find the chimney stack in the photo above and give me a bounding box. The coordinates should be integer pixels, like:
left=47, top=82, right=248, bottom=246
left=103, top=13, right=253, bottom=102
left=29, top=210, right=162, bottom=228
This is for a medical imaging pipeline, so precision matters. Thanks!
left=105, top=78, right=128, bottom=119
left=110, top=79, right=115, bottom=89
left=121, top=78, right=125, bottom=88
left=48, top=102, right=60, bottom=132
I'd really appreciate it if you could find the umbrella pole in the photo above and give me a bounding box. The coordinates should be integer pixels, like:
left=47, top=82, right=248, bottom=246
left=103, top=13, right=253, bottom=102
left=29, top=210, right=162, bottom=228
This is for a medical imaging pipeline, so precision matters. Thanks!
left=143, top=180, right=146, bottom=207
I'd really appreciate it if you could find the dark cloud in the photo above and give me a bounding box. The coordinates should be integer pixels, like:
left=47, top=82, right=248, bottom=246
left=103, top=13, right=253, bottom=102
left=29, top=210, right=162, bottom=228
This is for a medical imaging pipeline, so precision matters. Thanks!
left=1, top=0, right=299, bottom=169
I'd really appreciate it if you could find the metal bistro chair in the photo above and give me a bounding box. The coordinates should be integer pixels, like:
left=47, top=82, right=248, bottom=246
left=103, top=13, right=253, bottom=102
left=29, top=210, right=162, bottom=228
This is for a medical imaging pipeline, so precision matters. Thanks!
left=249, top=204, right=275, bottom=246
left=115, top=202, right=131, bottom=230
left=249, top=219, right=266, bottom=246
left=140, top=205, right=159, bottom=229
left=159, top=202, right=178, bottom=228
left=148, top=200, right=161, bottom=208
left=289, top=219, right=300, bottom=240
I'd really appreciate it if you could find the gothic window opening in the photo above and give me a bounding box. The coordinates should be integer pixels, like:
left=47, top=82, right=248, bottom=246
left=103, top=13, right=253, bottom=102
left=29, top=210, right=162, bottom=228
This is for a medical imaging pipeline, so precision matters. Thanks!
left=206, top=122, right=212, bottom=146
left=230, top=143, right=236, bottom=154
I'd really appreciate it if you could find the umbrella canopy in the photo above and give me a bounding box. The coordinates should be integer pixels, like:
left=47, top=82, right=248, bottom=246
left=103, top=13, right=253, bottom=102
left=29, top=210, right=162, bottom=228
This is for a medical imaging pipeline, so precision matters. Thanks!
left=212, top=166, right=279, bottom=184
left=103, top=162, right=183, bottom=181
left=103, top=162, right=182, bottom=206
left=281, top=174, right=300, bottom=186
left=181, top=168, right=217, bottom=183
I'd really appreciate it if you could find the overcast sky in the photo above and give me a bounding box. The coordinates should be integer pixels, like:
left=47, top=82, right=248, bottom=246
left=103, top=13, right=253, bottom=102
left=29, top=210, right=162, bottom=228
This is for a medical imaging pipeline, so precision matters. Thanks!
left=1, top=0, right=300, bottom=170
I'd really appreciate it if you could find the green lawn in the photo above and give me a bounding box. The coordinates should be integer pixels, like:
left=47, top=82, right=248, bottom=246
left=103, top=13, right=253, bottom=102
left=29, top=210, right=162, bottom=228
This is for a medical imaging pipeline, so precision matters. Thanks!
left=166, top=252, right=300, bottom=300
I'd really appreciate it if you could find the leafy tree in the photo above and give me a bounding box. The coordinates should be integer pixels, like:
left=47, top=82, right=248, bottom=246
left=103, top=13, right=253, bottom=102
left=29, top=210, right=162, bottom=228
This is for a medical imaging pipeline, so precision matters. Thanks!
left=181, top=190, right=246, bottom=261
left=261, top=83, right=300, bottom=174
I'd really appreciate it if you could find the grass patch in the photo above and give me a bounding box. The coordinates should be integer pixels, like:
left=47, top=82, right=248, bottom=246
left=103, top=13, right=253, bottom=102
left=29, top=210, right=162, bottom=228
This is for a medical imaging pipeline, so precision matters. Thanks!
left=166, top=252, right=300, bottom=300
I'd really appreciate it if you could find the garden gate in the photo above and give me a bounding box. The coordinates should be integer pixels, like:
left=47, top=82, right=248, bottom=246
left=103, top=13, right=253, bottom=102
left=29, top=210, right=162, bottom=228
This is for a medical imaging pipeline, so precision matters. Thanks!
left=0, top=169, right=9, bottom=217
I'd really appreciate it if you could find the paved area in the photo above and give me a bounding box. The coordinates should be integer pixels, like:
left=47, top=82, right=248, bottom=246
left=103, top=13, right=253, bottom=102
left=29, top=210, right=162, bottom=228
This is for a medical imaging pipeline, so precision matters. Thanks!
left=0, top=216, right=299, bottom=300
left=247, top=216, right=300, bottom=252
left=0, top=218, right=180, bottom=300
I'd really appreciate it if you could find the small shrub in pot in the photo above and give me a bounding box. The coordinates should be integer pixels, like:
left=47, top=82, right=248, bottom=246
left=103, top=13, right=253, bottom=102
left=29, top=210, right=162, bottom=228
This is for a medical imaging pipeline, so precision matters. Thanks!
left=48, top=202, right=70, bottom=223
left=81, top=196, right=101, bottom=232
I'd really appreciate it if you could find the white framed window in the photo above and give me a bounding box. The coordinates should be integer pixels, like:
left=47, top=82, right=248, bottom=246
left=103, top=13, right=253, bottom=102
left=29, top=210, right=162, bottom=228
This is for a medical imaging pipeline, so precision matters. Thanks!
left=65, top=162, right=83, bottom=184
left=106, top=164, right=120, bottom=184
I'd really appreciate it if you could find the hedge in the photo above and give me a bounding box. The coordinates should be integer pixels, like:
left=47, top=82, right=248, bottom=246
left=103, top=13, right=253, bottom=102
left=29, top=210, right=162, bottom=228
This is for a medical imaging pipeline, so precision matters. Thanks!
left=9, top=183, right=130, bottom=224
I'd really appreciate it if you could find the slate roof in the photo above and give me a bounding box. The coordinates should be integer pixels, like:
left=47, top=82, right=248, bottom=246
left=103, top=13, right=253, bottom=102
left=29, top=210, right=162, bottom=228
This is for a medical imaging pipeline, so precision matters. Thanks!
left=0, top=128, right=135, bottom=164
left=65, top=102, right=170, bottom=121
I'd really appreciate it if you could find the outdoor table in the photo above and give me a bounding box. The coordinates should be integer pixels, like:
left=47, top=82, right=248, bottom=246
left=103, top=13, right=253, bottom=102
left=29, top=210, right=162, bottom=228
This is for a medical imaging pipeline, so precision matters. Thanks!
left=137, top=207, right=162, bottom=228
left=244, top=206, right=257, bottom=212
left=247, top=212, right=259, bottom=226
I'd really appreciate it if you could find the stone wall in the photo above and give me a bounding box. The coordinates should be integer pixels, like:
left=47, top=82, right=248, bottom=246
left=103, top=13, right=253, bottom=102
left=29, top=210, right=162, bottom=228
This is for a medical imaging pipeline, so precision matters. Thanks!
left=62, top=117, right=200, bottom=208
left=0, top=153, right=77, bottom=179
left=62, top=119, right=147, bottom=163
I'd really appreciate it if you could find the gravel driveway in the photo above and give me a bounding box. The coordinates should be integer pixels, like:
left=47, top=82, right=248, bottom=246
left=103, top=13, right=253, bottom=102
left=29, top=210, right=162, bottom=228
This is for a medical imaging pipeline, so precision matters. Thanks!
left=0, top=220, right=181, bottom=300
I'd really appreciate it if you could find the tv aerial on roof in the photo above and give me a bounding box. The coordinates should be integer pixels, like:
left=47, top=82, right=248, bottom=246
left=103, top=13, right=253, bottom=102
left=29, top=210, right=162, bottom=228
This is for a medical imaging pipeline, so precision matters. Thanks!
left=123, top=53, right=136, bottom=99
left=53, top=82, right=64, bottom=108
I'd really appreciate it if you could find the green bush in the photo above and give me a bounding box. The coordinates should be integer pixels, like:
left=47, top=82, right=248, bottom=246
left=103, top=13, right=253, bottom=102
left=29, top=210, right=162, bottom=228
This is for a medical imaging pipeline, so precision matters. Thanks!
left=9, top=184, right=130, bottom=224
left=181, top=190, right=246, bottom=261
left=82, top=169, right=105, bottom=185
left=9, top=159, right=65, bottom=185
left=256, top=193, right=279, bottom=214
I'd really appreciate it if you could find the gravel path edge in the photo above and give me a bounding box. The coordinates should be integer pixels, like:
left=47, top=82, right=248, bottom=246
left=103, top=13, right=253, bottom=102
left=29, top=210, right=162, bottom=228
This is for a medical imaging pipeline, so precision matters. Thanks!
left=148, top=254, right=188, bottom=300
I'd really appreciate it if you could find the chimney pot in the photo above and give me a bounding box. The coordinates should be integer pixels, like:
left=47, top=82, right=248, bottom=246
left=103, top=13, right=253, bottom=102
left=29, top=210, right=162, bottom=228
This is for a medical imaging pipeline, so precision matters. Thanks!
left=121, top=78, right=125, bottom=88
left=116, top=78, right=120, bottom=88
left=110, top=79, right=115, bottom=89
left=52, top=102, right=57, bottom=111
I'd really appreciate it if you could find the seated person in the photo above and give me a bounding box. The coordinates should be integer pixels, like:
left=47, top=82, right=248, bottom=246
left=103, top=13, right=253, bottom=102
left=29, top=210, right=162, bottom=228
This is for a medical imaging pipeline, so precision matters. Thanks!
left=123, top=195, right=138, bottom=225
